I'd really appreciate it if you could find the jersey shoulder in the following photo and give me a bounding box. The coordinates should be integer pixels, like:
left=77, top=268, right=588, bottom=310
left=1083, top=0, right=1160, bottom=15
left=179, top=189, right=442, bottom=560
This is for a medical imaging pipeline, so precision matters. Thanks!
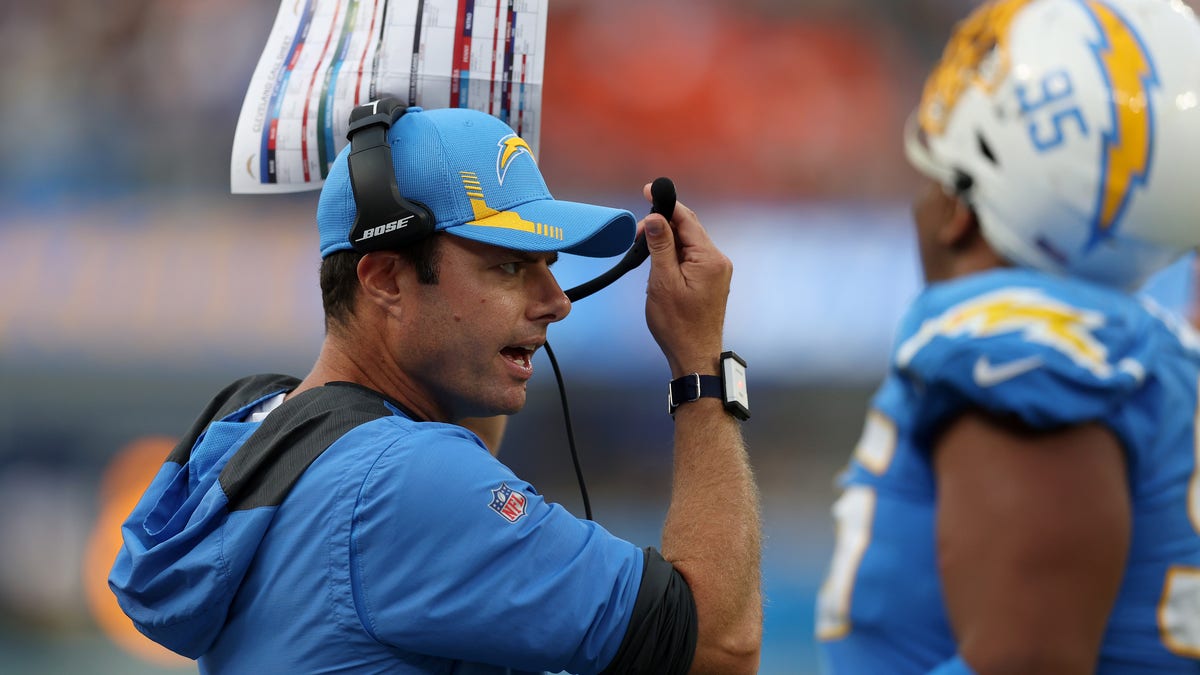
left=891, top=269, right=1153, bottom=430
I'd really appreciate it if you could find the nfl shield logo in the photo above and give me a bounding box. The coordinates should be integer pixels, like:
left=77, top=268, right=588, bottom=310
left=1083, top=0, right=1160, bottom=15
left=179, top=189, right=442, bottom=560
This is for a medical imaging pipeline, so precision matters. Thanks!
left=488, top=482, right=528, bottom=523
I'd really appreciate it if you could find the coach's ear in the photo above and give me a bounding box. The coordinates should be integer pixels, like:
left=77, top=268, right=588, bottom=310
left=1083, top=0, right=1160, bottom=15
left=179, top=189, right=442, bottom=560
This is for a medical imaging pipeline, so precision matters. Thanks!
left=356, top=251, right=412, bottom=320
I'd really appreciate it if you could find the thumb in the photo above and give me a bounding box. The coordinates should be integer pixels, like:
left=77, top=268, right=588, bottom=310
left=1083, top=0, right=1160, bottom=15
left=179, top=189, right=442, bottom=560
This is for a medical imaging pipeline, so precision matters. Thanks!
left=644, top=214, right=676, bottom=265
left=643, top=215, right=679, bottom=281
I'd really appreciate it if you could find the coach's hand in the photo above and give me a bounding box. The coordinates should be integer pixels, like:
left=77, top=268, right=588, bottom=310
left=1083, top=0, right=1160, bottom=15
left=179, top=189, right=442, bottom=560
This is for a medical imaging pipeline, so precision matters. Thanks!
left=642, top=182, right=732, bottom=379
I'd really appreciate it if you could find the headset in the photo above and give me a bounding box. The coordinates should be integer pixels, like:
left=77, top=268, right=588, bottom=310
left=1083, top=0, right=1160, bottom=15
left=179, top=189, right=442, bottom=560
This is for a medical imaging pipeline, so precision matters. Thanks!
left=345, top=97, right=436, bottom=253
left=344, top=98, right=676, bottom=519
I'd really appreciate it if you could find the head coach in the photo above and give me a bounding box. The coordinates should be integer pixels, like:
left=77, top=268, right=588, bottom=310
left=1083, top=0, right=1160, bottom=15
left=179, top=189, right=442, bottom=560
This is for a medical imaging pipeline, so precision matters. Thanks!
left=109, top=102, right=762, bottom=675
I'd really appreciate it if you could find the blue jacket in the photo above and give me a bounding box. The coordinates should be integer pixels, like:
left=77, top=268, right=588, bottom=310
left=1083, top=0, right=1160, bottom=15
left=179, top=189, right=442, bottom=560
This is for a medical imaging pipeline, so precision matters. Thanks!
left=109, top=376, right=689, bottom=674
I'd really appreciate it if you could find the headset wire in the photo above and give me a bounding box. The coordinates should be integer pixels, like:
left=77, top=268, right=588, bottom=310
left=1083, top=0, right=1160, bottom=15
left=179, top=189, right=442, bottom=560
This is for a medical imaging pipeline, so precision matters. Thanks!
left=542, top=341, right=592, bottom=520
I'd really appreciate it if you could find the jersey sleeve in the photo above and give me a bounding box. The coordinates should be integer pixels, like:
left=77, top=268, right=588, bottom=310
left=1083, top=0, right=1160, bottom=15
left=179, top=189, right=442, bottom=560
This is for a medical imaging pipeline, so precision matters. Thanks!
left=893, top=278, right=1147, bottom=443
left=349, top=421, right=644, bottom=674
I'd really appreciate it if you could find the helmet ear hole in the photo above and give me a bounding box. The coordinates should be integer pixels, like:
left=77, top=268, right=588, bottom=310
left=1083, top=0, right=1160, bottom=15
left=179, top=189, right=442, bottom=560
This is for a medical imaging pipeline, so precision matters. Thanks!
left=977, top=133, right=998, bottom=165
left=953, top=170, right=975, bottom=195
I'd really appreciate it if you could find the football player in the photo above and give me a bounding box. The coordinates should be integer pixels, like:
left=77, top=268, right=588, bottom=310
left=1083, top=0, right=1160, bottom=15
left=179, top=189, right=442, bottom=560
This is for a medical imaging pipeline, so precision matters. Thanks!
left=817, top=0, right=1200, bottom=673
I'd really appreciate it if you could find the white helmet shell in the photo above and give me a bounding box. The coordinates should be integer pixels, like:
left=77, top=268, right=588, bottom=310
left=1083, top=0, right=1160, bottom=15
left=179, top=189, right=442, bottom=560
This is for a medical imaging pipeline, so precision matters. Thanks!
left=905, top=0, right=1200, bottom=290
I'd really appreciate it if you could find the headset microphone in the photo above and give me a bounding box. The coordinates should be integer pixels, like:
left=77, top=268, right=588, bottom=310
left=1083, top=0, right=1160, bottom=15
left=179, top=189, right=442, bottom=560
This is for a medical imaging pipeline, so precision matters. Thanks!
left=564, top=176, right=676, bottom=302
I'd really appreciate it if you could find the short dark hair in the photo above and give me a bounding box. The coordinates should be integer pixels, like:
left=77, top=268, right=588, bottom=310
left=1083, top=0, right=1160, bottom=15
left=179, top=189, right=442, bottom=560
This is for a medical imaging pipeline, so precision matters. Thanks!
left=319, top=235, right=442, bottom=333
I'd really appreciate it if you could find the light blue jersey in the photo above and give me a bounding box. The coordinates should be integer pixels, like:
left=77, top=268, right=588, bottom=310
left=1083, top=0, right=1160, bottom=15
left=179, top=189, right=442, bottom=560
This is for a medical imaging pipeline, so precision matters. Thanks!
left=817, top=268, right=1200, bottom=673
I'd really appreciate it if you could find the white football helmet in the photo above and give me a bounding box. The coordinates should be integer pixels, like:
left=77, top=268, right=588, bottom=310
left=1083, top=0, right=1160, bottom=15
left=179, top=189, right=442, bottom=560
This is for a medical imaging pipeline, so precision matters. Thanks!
left=905, top=0, right=1200, bottom=290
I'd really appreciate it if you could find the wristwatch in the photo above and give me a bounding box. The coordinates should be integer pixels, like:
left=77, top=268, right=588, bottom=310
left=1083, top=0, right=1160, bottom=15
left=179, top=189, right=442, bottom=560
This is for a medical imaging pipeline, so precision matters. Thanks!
left=667, top=351, right=750, bottom=420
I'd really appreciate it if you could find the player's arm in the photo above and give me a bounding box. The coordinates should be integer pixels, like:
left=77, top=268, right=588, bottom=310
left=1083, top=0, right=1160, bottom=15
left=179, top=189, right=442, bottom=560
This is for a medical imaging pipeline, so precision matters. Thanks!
left=459, top=415, right=507, bottom=456
left=641, top=186, right=763, bottom=675
left=932, top=408, right=1130, bottom=675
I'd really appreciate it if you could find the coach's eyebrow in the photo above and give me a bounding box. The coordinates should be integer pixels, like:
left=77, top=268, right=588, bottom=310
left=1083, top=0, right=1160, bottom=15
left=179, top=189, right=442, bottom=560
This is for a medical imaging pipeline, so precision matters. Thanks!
left=505, top=248, right=558, bottom=267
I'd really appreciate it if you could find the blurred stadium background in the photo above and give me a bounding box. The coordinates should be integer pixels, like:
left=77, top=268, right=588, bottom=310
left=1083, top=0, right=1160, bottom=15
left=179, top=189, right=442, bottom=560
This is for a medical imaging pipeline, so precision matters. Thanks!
left=1, top=0, right=1196, bottom=673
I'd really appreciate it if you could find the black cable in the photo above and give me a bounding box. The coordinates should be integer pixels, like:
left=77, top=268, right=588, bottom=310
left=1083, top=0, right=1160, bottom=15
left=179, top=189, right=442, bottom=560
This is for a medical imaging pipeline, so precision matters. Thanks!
left=542, top=340, right=592, bottom=520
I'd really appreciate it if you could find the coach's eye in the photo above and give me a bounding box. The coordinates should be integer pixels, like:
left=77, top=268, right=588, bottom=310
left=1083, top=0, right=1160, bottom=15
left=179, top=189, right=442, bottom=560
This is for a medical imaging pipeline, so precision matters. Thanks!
left=498, top=262, right=520, bottom=275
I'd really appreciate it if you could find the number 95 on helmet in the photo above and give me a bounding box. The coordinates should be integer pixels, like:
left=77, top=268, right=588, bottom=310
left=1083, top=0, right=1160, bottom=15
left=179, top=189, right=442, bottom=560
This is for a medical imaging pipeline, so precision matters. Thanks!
left=904, top=0, right=1200, bottom=290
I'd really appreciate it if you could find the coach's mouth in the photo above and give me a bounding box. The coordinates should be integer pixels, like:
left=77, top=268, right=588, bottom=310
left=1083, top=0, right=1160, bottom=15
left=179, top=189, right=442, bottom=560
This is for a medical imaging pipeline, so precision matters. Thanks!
left=500, top=343, right=538, bottom=378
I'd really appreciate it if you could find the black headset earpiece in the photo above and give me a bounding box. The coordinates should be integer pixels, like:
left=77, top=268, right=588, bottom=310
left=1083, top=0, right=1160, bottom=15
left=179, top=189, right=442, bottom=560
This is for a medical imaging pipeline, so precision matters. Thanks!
left=345, top=97, right=436, bottom=253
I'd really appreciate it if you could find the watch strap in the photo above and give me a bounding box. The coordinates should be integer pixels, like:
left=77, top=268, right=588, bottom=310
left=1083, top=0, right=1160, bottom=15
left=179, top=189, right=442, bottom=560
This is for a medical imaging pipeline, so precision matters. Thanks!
left=667, top=373, right=723, bottom=416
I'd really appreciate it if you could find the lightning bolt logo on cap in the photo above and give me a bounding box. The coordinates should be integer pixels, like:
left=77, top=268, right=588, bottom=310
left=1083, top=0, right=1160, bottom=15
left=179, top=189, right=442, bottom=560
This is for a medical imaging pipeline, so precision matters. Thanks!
left=460, top=171, right=562, bottom=241
left=1083, top=0, right=1157, bottom=245
left=496, top=134, right=534, bottom=186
